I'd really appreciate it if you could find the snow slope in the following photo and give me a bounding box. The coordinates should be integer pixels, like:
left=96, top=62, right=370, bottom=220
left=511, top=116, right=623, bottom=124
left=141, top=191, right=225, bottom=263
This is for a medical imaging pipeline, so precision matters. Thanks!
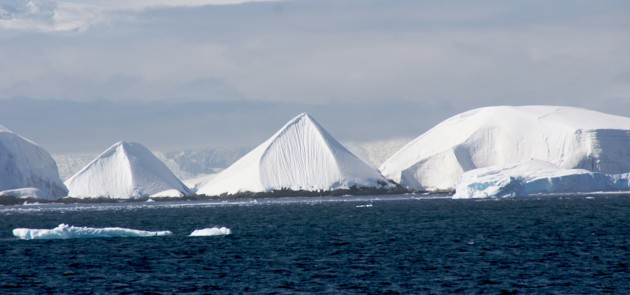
left=197, top=113, right=394, bottom=196
left=453, top=159, right=629, bottom=198
left=64, top=141, right=190, bottom=199
left=0, top=124, right=67, bottom=200
left=380, top=106, right=630, bottom=191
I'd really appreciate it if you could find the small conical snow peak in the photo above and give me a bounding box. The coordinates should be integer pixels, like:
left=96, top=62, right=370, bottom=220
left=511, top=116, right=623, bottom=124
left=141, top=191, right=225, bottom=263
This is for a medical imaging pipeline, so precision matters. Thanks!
left=197, top=113, right=393, bottom=196
left=65, top=141, right=190, bottom=199
left=0, top=125, right=67, bottom=200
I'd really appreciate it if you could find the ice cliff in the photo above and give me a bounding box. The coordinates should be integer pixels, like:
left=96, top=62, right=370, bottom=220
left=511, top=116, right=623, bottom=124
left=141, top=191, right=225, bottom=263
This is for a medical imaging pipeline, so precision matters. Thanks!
left=453, top=159, right=630, bottom=198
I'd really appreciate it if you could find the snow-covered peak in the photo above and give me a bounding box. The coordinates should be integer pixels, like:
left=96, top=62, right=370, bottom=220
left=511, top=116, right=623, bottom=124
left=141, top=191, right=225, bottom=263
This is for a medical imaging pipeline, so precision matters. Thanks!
left=197, top=113, right=393, bottom=196
left=380, top=105, right=630, bottom=191
left=65, top=141, right=190, bottom=199
left=0, top=124, right=67, bottom=200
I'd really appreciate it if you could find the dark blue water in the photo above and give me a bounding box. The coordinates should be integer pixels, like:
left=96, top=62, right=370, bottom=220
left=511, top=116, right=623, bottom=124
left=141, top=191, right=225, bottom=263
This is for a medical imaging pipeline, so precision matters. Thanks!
left=1, top=195, right=629, bottom=293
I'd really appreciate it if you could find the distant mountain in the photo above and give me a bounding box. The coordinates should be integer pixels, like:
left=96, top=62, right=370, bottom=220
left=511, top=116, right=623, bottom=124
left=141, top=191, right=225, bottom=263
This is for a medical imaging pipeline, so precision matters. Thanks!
left=64, top=141, right=190, bottom=199
left=155, top=147, right=251, bottom=180
left=343, top=139, right=411, bottom=168
left=197, top=113, right=394, bottom=196
left=0, top=124, right=67, bottom=200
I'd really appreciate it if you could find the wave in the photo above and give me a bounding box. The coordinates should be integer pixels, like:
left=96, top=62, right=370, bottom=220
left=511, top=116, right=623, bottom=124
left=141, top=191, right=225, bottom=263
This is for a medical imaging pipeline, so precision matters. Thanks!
left=189, top=227, right=231, bottom=236
left=13, top=224, right=172, bottom=240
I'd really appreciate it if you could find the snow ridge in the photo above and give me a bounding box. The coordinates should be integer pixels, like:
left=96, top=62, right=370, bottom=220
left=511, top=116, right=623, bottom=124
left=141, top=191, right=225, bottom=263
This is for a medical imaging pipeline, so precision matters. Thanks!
left=197, top=113, right=393, bottom=196
left=0, top=124, right=67, bottom=200
left=65, top=141, right=190, bottom=199
left=380, top=106, right=630, bottom=191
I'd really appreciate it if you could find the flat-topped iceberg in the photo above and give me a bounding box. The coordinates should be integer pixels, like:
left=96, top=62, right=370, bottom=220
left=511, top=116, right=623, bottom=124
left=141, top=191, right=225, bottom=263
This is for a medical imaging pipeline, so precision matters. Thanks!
left=454, top=159, right=630, bottom=198
left=13, top=224, right=172, bottom=240
left=380, top=106, right=630, bottom=192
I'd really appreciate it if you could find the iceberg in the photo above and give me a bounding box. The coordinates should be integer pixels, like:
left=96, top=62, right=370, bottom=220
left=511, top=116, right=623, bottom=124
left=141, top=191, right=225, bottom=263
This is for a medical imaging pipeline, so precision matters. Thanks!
left=13, top=224, right=172, bottom=240
left=380, top=106, right=630, bottom=191
left=189, top=227, right=232, bottom=236
left=0, top=124, right=67, bottom=200
left=197, top=113, right=394, bottom=196
left=453, top=159, right=630, bottom=198
left=64, top=141, right=190, bottom=199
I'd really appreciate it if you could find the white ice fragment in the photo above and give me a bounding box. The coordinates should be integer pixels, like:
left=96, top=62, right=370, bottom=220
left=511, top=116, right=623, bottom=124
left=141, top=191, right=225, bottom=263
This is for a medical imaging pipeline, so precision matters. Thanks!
left=13, top=224, right=172, bottom=240
left=189, top=227, right=232, bottom=236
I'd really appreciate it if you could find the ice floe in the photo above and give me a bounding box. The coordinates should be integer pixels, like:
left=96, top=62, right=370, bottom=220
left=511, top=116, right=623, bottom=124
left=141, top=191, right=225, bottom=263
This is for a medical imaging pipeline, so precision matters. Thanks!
left=189, top=227, right=232, bottom=236
left=12, top=224, right=172, bottom=240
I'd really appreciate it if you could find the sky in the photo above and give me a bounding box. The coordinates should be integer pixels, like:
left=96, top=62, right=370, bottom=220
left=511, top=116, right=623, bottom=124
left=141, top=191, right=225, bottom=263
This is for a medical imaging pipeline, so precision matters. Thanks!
left=0, top=0, right=629, bottom=154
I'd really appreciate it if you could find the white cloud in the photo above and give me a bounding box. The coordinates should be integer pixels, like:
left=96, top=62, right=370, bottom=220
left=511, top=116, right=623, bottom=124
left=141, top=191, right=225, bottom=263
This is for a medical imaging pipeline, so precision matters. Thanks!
left=0, top=0, right=277, bottom=32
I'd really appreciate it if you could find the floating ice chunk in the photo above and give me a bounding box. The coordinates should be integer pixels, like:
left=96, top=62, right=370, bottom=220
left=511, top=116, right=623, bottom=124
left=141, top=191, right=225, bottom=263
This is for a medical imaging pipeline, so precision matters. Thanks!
left=12, top=224, right=172, bottom=240
left=189, top=227, right=231, bottom=236
left=453, top=159, right=630, bottom=198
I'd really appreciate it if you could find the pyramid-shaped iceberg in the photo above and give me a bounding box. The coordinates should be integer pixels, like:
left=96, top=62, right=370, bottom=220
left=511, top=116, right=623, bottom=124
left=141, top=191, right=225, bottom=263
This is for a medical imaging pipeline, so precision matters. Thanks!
left=197, top=113, right=394, bottom=196
left=65, top=141, right=190, bottom=199
left=0, top=124, right=67, bottom=200
left=380, top=105, right=630, bottom=191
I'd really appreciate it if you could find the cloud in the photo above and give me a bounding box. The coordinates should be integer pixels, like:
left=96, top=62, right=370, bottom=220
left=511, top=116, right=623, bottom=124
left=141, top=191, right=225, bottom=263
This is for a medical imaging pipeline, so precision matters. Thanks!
left=0, top=0, right=277, bottom=32
left=0, top=0, right=107, bottom=32
left=0, top=0, right=628, bottom=153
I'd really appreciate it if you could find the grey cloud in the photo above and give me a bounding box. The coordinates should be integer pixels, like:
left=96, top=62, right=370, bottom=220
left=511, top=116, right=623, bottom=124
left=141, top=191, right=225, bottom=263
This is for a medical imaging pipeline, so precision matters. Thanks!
left=0, top=0, right=628, bottom=153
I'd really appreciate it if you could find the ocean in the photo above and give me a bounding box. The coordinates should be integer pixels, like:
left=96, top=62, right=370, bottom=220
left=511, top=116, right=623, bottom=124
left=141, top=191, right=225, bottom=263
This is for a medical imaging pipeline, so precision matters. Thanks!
left=1, top=194, right=628, bottom=293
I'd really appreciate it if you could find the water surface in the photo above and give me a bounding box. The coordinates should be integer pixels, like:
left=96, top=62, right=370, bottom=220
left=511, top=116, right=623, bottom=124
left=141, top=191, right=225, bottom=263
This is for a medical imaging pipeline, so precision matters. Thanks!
left=1, top=195, right=628, bottom=293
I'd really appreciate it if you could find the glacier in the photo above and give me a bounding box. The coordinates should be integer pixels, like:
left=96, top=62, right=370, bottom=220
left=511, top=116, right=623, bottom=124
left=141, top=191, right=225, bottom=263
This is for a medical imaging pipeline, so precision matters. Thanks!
left=13, top=224, right=172, bottom=240
left=453, top=159, right=630, bottom=198
left=0, top=124, right=67, bottom=200
left=197, top=113, right=395, bottom=196
left=380, top=106, right=630, bottom=192
left=189, top=227, right=232, bottom=236
left=64, top=141, right=190, bottom=199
